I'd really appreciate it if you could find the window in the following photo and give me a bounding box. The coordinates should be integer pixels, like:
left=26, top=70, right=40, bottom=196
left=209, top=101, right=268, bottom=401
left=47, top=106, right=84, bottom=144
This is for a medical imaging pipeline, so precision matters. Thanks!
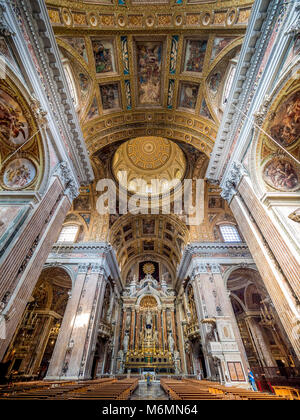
left=63, top=64, right=78, bottom=108
left=220, top=225, right=241, bottom=242
left=57, top=225, right=78, bottom=242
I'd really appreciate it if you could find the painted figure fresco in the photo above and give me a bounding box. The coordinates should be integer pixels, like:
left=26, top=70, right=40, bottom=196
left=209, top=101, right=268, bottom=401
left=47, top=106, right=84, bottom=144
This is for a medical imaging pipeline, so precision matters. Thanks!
left=200, top=99, right=213, bottom=120
left=137, top=42, right=162, bottom=105
left=92, top=40, right=115, bottom=74
left=0, top=89, right=29, bottom=145
left=3, top=158, right=36, bottom=189
left=183, top=39, right=207, bottom=73
left=86, top=97, right=99, bottom=120
left=99, top=83, right=120, bottom=110
left=143, top=219, right=155, bottom=235
left=78, top=72, right=89, bottom=97
left=263, top=157, right=299, bottom=191
left=179, top=83, right=199, bottom=109
left=269, top=90, right=300, bottom=147
left=210, top=37, right=236, bottom=62
left=208, top=72, right=222, bottom=94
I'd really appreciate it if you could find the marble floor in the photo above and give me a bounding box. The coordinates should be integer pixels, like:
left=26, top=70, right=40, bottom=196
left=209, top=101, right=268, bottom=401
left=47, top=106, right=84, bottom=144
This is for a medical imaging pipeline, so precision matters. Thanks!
left=130, top=381, right=169, bottom=400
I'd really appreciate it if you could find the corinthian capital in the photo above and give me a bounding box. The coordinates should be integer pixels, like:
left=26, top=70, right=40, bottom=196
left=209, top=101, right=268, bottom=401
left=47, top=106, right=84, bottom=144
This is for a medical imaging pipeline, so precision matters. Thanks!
left=221, top=162, right=247, bottom=203
left=53, top=161, right=79, bottom=201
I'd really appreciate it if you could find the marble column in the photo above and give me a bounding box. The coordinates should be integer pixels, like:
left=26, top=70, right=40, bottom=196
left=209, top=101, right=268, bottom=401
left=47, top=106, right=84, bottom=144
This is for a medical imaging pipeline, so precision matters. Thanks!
left=171, top=309, right=178, bottom=351
left=46, top=263, right=89, bottom=380
left=46, top=263, right=107, bottom=380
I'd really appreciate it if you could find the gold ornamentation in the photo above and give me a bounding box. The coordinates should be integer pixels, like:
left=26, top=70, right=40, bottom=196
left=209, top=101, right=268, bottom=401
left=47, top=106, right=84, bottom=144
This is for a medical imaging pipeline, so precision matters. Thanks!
left=140, top=295, right=157, bottom=308
left=143, top=262, right=155, bottom=275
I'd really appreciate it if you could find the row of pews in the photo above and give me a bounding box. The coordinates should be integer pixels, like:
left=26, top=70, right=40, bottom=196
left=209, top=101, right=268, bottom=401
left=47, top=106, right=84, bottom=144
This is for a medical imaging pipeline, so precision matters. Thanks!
left=0, top=377, right=138, bottom=400
left=161, top=378, right=289, bottom=400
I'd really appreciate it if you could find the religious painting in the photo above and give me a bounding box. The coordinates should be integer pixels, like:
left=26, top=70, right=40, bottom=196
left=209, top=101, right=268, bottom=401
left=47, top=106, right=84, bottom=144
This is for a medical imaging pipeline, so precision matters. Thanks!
left=60, top=37, right=87, bottom=62
left=86, top=97, right=99, bottom=120
left=80, top=213, right=91, bottom=227
left=0, top=39, right=14, bottom=65
left=200, top=99, right=213, bottom=120
left=139, top=260, right=159, bottom=281
left=92, top=39, right=116, bottom=74
left=269, top=90, right=300, bottom=147
left=208, top=196, right=224, bottom=209
left=143, top=218, right=155, bottom=235
left=210, top=37, right=236, bottom=62
left=136, top=41, right=162, bottom=105
left=0, top=89, right=29, bottom=145
left=2, top=158, right=36, bottom=189
left=263, top=156, right=299, bottom=191
left=73, top=195, right=91, bottom=211
left=166, top=222, right=174, bottom=233
left=183, top=39, right=208, bottom=73
left=99, top=83, right=121, bottom=110
left=178, top=83, right=199, bottom=110
left=143, top=241, right=154, bottom=251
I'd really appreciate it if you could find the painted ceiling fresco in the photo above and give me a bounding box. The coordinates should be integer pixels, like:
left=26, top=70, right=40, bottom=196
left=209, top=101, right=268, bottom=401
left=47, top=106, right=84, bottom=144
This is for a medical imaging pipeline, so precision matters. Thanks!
left=47, top=0, right=250, bottom=158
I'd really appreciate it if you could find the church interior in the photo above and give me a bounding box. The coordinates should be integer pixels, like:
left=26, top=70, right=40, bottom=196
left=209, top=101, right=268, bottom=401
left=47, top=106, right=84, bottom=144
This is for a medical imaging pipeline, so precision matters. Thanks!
left=0, top=0, right=299, bottom=401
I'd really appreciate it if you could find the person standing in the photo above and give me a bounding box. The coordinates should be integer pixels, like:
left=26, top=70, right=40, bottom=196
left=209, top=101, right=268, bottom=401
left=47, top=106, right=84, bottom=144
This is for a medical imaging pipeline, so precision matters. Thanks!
left=248, top=368, right=257, bottom=391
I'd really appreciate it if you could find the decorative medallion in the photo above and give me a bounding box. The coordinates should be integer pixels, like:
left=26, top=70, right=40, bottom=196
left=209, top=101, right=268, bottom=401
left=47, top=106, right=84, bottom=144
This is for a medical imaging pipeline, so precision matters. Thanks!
left=263, top=155, right=299, bottom=191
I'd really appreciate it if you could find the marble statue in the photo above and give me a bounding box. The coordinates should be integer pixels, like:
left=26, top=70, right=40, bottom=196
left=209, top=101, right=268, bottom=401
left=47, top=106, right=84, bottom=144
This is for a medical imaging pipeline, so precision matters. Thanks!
left=123, top=332, right=129, bottom=353
left=168, top=333, right=175, bottom=353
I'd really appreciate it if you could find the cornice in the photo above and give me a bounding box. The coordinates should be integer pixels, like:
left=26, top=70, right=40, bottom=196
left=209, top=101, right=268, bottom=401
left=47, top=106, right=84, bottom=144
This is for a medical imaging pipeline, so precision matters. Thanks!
left=14, top=0, right=94, bottom=185
left=177, top=240, right=250, bottom=281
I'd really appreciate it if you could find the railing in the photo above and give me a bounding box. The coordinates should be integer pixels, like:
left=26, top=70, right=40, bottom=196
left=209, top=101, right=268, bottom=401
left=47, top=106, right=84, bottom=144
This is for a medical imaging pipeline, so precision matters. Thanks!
left=186, top=322, right=201, bottom=339
left=252, top=366, right=300, bottom=379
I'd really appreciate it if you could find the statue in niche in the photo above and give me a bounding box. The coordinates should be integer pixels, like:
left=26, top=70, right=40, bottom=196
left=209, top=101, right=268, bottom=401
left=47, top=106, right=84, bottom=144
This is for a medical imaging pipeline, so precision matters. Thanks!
left=145, top=310, right=152, bottom=327
left=123, top=332, right=129, bottom=353
left=168, top=333, right=175, bottom=353
left=125, top=312, right=131, bottom=329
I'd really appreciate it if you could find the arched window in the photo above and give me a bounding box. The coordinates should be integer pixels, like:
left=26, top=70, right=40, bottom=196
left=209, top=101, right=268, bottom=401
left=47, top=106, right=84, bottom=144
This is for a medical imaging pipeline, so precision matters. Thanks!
left=219, top=224, right=241, bottom=243
left=63, top=63, right=78, bottom=109
left=57, top=225, right=79, bottom=243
